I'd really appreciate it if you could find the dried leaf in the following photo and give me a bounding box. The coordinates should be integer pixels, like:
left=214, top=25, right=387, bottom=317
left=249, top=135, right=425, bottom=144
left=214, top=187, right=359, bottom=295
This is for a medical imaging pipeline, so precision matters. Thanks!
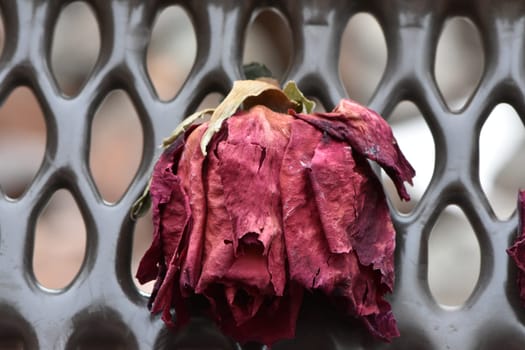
left=200, top=80, right=293, bottom=155
left=163, top=108, right=214, bottom=148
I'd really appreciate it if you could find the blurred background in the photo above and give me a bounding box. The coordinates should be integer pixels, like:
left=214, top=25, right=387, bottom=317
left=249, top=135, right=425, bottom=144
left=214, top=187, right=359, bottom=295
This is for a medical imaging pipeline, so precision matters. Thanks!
left=0, top=3, right=523, bottom=309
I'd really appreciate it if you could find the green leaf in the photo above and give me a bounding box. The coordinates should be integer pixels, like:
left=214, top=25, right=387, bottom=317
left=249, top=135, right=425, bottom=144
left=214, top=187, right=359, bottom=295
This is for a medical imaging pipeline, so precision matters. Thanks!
left=130, top=178, right=152, bottom=220
left=243, top=62, right=273, bottom=80
left=283, top=81, right=316, bottom=113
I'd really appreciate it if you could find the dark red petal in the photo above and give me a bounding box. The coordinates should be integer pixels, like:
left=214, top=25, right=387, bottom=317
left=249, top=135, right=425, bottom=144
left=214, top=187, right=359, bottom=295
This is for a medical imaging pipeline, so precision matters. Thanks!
left=267, top=226, right=287, bottom=296
left=293, top=99, right=415, bottom=201
left=507, top=190, right=525, bottom=302
left=309, top=135, right=396, bottom=288
left=280, top=119, right=354, bottom=291
left=309, top=138, right=358, bottom=254
left=280, top=119, right=331, bottom=289
left=310, top=138, right=396, bottom=289
left=195, top=143, right=235, bottom=293
left=217, top=106, right=291, bottom=258
left=350, top=156, right=396, bottom=289
left=279, top=119, right=356, bottom=291
left=136, top=138, right=189, bottom=284
left=216, top=106, right=290, bottom=296
left=327, top=254, right=398, bottom=342
left=224, top=285, right=265, bottom=326
left=218, top=282, right=304, bottom=346
left=361, top=298, right=400, bottom=341
left=223, top=249, right=271, bottom=290
left=150, top=258, right=180, bottom=327
left=282, top=119, right=398, bottom=340
left=178, top=124, right=208, bottom=293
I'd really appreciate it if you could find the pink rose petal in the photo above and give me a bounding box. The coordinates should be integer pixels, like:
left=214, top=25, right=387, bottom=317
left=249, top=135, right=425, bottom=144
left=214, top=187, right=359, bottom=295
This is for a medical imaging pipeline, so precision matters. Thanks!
left=293, top=99, right=415, bottom=201
left=178, top=124, right=208, bottom=293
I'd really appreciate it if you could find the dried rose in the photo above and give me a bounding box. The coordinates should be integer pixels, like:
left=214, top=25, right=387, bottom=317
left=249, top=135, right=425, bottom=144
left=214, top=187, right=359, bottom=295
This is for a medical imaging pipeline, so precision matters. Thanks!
left=507, top=191, right=525, bottom=303
left=135, top=80, right=415, bottom=346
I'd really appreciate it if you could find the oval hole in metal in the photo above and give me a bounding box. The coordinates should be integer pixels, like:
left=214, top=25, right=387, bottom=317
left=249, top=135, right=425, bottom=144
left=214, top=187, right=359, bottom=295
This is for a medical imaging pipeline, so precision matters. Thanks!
left=147, top=5, right=196, bottom=101
left=89, top=90, right=143, bottom=204
left=434, top=17, right=484, bottom=111
left=428, top=205, right=481, bottom=307
left=66, top=307, right=138, bottom=350
left=33, top=189, right=86, bottom=290
left=197, top=92, right=224, bottom=111
left=382, top=101, right=435, bottom=214
left=243, top=8, right=292, bottom=81
left=309, top=96, right=326, bottom=113
left=50, top=1, right=100, bottom=97
left=339, top=13, right=387, bottom=104
left=0, top=86, right=46, bottom=199
left=0, top=304, right=38, bottom=350
left=131, top=205, right=154, bottom=296
left=480, top=103, right=525, bottom=220
left=154, top=318, right=237, bottom=350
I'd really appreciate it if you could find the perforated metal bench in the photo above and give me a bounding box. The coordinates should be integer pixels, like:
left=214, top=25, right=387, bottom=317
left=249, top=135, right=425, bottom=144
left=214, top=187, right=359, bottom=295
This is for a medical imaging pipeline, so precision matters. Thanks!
left=0, top=0, right=524, bottom=349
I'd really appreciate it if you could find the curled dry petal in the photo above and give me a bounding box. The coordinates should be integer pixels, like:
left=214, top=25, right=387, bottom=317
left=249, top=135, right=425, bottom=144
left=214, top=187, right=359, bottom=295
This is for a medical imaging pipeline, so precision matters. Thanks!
left=140, top=125, right=208, bottom=325
left=178, top=125, right=208, bottom=294
left=216, top=106, right=291, bottom=296
left=293, top=99, right=415, bottom=200
left=136, top=136, right=187, bottom=284
left=218, top=282, right=304, bottom=345
left=201, top=107, right=295, bottom=344
left=507, top=191, right=525, bottom=303
left=280, top=119, right=399, bottom=340
left=135, top=133, right=191, bottom=326
left=309, top=135, right=395, bottom=289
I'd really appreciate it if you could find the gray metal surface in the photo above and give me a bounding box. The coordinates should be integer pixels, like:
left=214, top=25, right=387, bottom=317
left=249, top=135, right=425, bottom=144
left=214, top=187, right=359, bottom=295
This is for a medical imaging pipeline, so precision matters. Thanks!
left=0, top=0, right=524, bottom=349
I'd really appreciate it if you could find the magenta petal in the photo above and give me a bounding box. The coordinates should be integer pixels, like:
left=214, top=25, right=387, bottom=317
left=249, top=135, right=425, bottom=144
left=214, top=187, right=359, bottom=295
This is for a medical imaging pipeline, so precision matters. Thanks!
left=280, top=119, right=359, bottom=292
left=267, top=227, right=287, bottom=296
left=138, top=133, right=194, bottom=327
left=219, top=282, right=304, bottom=346
left=280, top=120, right=354, bottom=292
left=195, top=142, right=235, bottom=293
left=309, top=138, right=358, bottom=254
left=150, top=260, right=178, bottom=326
left=178, top=124, right=208, bottom=293
left=309, top=135, right=395, bottom=289
left=140, top=175, right=191, bottom=316
left=349, top=157, right=396, bottom=289
left=362, top=298, right=400, bottom=341
left=136, top=137, right=189, bottom=284
left=282, top=119, right=398, bottom=340
left=224, top=285, right=265, bottom=326
left=217, top=107, right=290, bottom=258
left=293, top=99, right=415, bottom=201
left=280, top=119, right=329, bottom=288
left=224, top=253, right=271, bottom=291
left=216, top=106, right=290, bottom=296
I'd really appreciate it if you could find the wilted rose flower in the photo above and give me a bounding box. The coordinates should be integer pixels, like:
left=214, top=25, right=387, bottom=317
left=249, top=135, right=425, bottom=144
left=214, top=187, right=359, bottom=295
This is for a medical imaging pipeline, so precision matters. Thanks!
left=507, top=191, right=525, bottom=302
left=135, top=81, right=415, bottom=346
